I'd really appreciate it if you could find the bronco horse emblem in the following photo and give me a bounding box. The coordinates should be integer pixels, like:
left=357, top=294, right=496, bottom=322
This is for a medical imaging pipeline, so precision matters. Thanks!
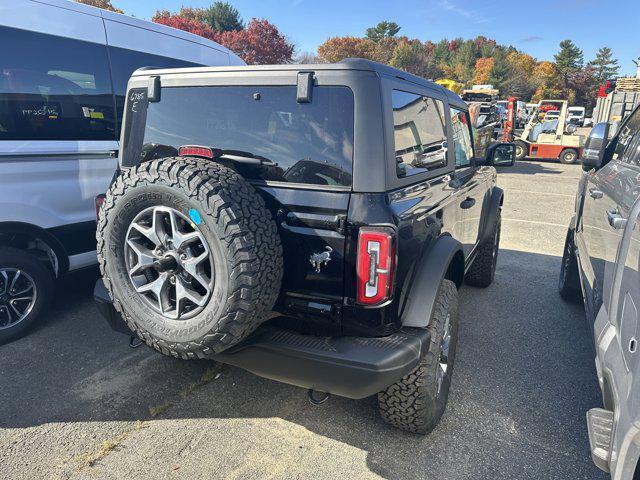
left=310, top=246, right=333, bottom=273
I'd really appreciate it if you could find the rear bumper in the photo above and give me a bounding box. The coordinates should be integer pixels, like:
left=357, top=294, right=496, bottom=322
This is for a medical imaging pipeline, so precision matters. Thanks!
left=94, top=279, right=430, bottom=399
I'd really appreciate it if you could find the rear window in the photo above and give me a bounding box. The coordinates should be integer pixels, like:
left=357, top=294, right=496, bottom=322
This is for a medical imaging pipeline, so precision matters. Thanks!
left=138, top=85, right=354, bottom=186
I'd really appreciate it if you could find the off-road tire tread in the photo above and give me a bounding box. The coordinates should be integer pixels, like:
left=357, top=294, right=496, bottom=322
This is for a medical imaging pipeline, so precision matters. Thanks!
left=378, top=280, right=458, bottom=434
left=465, top=212, right=501, bottom=288
left=97, top=157, right=283, bottom=359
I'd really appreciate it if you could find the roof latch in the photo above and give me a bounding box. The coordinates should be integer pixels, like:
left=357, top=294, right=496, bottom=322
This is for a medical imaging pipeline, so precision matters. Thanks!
left=297, top=72, right=314, bottom=103
left=148, top=76, right=161, bottom=103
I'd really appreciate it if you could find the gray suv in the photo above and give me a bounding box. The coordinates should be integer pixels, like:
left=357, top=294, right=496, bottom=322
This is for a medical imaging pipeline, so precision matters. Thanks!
left=560, top=105, right=640, bottom=479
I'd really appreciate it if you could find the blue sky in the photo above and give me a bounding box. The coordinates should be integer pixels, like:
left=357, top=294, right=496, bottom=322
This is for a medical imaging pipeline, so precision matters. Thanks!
left=116, top=0, right=639, bottom=75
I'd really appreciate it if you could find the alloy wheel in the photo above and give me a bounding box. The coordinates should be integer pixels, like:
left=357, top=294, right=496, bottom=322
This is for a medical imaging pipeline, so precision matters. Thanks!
left=0, top=269, right=37, bottom=329
left=125, top=206, right=214, bottom=320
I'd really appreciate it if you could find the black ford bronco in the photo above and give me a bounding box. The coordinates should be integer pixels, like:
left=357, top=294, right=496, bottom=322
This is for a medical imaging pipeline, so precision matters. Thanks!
left=94, top=59, right=514, bottom=434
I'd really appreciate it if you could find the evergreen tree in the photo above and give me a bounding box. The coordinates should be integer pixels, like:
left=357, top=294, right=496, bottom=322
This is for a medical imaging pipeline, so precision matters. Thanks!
left=588, top=47, right=619, bottom=84
left=554, top=40, right=584, bottom=76
left=204, top=2, right=244, bottom=33
left=365, top=21, right=401, bottom=42
left=554, top=39, right=584, bottom=95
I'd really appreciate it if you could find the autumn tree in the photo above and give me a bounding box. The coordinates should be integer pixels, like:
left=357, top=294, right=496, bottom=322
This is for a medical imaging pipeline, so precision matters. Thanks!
left=589, top=47, right=619, bottom=84
left=365, top=21, right=401, bottom=42
left=317, top=37, right=378, bottom=63
left=473, top=57, right=494, bottom=84
left=152, top=11, right=216, bottom=41
left=75, top=0, right=122, bottom=13
left=176, top=7, right=208, bottom=23
left=214, top=19, right=293, bottom=64
left=295, top=51, right=319, bottom=64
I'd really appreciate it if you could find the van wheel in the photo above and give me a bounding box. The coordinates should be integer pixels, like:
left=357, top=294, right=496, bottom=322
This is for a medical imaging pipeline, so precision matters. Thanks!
left=378, top=279, right=458, bottom=434
left=97, top=157, right=283, bottom=359
left=0, top=247, right=53, bottom=344
left=559, top=228, right=582, bottom=302
left=560, top=149, right=579, bottom=164
left=465, top=210, right=501, bottom=288
left=514, top=140, right=528, bottom=160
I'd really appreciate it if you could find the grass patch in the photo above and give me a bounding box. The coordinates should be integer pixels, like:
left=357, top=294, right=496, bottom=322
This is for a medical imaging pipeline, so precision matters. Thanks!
left=148, top=365, right=223, bottom=417
left=76, top=421, right=145, bottom=468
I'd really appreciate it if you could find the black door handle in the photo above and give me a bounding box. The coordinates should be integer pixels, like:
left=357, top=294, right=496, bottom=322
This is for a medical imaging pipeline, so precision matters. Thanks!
left=606, top=209, right=627, bottom=230
left=589, top=188, right=603, bottom=199
left=460, top=197, right=476, bottom=209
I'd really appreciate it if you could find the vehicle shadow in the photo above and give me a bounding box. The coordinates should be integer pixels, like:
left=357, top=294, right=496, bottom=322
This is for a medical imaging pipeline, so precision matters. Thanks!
left=504, top=159, right=576, bottom=175
left=0, top=249, right=605, bottom=479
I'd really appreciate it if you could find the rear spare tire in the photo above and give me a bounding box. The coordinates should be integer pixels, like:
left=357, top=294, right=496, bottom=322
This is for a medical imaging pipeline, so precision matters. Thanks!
left=97, top=157, right=283, bottom=358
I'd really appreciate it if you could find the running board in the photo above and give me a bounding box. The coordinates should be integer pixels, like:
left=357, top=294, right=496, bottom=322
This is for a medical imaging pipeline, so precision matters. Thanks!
left=587, top=408, right=614, bottom=473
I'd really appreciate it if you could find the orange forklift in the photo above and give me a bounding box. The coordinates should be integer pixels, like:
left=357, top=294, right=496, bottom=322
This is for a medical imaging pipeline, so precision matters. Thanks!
left=504, top=98, right=583, bottom=164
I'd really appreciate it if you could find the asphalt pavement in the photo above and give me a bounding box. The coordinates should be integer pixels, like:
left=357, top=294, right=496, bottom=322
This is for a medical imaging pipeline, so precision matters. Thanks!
left=0, top=160, right=607, bottom=480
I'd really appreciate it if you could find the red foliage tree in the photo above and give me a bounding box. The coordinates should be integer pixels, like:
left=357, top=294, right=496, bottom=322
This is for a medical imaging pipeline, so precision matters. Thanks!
left=214, top=19, right=294, bottom=65
left=152, top=11, right=216, bottom=41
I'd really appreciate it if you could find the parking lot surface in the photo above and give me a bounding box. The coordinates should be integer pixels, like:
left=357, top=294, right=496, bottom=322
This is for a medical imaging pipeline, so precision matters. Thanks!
left=0, top=160, right=607, bottom=480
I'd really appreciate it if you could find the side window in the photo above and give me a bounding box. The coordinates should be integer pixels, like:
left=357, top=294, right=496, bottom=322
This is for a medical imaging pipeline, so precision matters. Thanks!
left=451, top=108, right=474, bottom=168
left=392, top=90, right=448, bottom=177
left=0, top=26, right=115, bottom=141
left=108, top=47, right=199, bottom=131
left=613, top=108, right=640, bottom=165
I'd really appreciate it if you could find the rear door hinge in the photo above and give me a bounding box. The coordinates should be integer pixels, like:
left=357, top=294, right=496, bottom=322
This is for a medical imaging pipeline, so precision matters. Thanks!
left=335, top=214, right=347, bottom=235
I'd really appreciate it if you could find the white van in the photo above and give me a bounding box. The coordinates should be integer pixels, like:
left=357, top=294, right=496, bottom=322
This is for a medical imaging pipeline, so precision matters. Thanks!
left=567, top=106, right=586, bottom=126
left=0, top=0, right=244, bottom=343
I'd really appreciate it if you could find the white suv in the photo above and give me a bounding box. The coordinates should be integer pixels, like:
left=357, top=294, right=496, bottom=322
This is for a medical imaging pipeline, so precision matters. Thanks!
left=0, top=0, right=244, bottom=343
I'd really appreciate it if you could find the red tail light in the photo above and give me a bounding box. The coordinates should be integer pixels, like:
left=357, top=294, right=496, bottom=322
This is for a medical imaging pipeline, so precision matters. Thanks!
left=357, top=227, right=396, bottom=306
left=179, top=145, right=214, bottom=158
left=95, top=194, right=106, bottom=219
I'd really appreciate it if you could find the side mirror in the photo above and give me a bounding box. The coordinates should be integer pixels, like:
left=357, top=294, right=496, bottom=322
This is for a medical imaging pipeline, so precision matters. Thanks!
left=486, top=142, right=515, bottom=167
left=566, top=124, right=577, bottom=135
left=581, top=122, right=610, bottom=171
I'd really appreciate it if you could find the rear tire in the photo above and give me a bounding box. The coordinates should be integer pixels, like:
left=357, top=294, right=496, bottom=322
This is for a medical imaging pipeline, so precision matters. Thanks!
left=514, top=139, right=528, bottom=160
left=0, top=247, right=53, bottom=344
left=559, top=228, right=582, bottom=302
left=378, top=279, right=459, bottom=434
left=97, top=157, right=283, bottom=358
left=560, top=148, right=579, bottom=164
left=465, top=211, right=501, bottom=288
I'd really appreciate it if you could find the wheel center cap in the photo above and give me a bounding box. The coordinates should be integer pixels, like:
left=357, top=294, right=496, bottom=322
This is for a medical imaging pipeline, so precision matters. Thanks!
left=154, top=255, right=179, bottom=273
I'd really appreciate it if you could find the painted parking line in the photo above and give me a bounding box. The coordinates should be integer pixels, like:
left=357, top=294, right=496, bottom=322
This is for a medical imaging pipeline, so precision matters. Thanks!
left=502, top=217, right=567, bottom=228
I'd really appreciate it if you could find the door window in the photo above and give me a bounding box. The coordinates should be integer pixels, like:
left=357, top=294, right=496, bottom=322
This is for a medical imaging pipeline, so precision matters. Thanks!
left=108, top=47, right=199, bottom=132
left=391, top=90, right=448, bottom=177
left=0, top=26, right=115, bottom=141
left=451, top=108, right=474, bottom=168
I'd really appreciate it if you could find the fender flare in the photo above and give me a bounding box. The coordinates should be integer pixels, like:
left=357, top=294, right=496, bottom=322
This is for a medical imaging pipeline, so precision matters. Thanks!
left=479, top=186, right=504, bottom=244
left=401, top=235, right=464, bottom=328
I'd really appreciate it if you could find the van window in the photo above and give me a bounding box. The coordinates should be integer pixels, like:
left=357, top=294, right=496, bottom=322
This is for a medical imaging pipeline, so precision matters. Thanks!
left=138, top=86, right=354, bottom=186
left=108, top=47, right=200, bottom=132
left=451, top=108, right=474, bottom=167
left=392, top=90, right=447, bottom=177
left=0, top=27, right=116, bottom=141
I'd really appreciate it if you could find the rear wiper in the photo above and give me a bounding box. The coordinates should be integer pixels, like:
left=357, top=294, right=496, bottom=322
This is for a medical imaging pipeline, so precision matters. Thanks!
left=216, top=149, right=277, bottom=166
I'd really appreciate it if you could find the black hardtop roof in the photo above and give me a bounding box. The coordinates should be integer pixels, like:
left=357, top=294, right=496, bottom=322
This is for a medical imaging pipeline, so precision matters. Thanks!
left=132, top=58, right=466, bottom=107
